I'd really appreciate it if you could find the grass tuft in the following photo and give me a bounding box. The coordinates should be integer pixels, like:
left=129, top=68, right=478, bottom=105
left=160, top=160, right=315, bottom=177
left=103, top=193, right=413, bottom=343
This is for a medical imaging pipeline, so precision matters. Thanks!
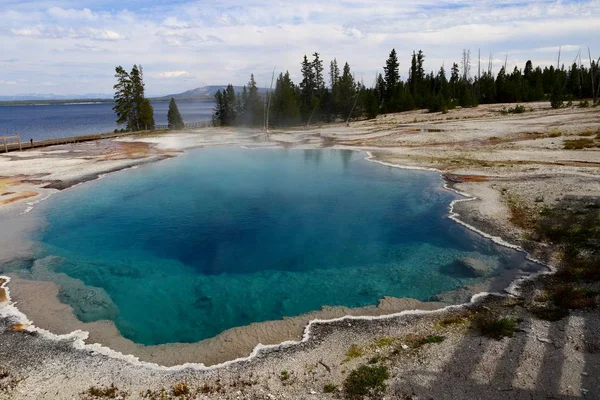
left=171, top=382, right=189, bottom=396
left=343, top=365, right=389, bottom=399
left=344, top=344, right=365, bottom=362
left=372, top=337, right=396, bottom=348
left=323, top=383, right=337, bottom=393
left=405, top=334, right=445, bottom=348
left=83, top=384, right=128, bottom=399
left=564, top=138, right=598, bottom=149
left=474, top=314, right=517, bottom=340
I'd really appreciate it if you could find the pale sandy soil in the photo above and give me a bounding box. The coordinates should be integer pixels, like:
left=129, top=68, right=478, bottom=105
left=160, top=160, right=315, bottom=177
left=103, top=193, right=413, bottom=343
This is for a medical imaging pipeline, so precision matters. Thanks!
left=0, top=102, right=598, bottom=399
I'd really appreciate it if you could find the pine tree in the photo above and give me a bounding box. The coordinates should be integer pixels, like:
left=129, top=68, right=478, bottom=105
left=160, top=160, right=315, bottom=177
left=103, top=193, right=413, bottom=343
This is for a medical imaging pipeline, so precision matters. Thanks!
left=271, top=71, right=301, bottom=127
left=450, top=63, right=460, bottom=100
left=243, top=74, right=263, bottom=126
left=300, top=55, right=316, bottom=121
left=384, top=49, right=400, bottom=103
left=213, top=90, right=226, bottom=126
left=329, top=59, right=341, bottom=118
left=138, top=98, right=155, bottom=130
left=224, top=84, right=238, bottom=125
left=113, top=64, right=153, bottom=131
left=167, top=98, right=184, bottom=130
left=113, top=66, right=133, bottom=129
left=313, top=53, right=325, bottom=91
left=338, top=62, right=357, bottom=119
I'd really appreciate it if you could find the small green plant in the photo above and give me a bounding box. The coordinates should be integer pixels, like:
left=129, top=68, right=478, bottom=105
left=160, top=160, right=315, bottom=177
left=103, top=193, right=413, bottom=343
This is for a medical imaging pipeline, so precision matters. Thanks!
left=324, top=383, right=337, bottom=393
left=501, top=104, right=526, bottom=115
left=437, top=313, right=470, bottom=327
left=280, top=370, right=289, bottom=381
left=372, top=337, right=396, bottom=348
left=579, top=100, right=591, bottom=108
left=344, top=344, right=364, bottom=362
left=580, top=128, right=596, bottom=136
left=406, top=334, right=445, bottom=348
left=171, top=382, right=189, bottom=396
left=368, top=356, right=381, bottom=364
left=343, top=365, right=389, bottom=399
left=474, top=314, right=517, bottom=340
left=83, top=384, right=128, bottom=399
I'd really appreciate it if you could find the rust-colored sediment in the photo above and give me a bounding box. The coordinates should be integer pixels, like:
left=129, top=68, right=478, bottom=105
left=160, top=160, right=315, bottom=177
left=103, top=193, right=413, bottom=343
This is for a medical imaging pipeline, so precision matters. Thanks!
left=0, top=190, right=39, bottom=205
left=444, top=174, right=490, bottom=183
left=10, top=324, right=25, bottom=332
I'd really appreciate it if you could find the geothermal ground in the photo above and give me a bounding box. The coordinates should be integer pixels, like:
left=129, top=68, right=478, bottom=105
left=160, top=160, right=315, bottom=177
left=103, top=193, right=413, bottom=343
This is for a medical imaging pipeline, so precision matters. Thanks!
left=0, top=102, right=598, bottom=399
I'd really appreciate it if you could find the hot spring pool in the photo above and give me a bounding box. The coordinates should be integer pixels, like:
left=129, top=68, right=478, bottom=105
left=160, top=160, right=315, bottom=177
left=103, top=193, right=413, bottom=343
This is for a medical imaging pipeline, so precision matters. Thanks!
left=22, top=148, right=538, bottom=345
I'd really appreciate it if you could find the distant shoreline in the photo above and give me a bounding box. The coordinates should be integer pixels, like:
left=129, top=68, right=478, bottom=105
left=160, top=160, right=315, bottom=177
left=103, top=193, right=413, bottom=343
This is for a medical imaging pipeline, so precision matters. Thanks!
left=0, top=98, right=215, bottom=107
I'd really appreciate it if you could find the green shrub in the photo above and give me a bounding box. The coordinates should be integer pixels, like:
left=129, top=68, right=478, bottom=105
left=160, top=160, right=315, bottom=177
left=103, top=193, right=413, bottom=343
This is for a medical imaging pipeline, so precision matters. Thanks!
left=368, top=356, right=381, bottom=364
left=406, top=334, right=445, bottom=348
left=343, top=365, right=389, bottom=399
left=501, top=104, right=526, bottom=115
left=511, top=104, right=526, bottom=113
left=83, top=384, right=128, bottom=398
left=551, top=286, right=599, bottom=310
left=579, top=100, right=591, bottom=108
left=474, top=314, right=517, bottom=340
left=280, top=370, right=289, bottom=381
left=324, top=383, right=337, bottom=393
left=564, top=138, right=597, bottom=149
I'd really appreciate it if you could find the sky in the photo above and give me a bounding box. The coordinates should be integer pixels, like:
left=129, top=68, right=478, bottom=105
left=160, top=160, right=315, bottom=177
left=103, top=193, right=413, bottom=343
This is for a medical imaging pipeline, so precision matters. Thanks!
left=1, top=0, right=599, bottom=97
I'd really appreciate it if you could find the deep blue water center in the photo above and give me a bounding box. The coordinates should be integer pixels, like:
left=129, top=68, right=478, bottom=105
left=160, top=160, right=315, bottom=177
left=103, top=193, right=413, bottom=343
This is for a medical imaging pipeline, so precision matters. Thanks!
left=34, top=148, right=524, bottom=345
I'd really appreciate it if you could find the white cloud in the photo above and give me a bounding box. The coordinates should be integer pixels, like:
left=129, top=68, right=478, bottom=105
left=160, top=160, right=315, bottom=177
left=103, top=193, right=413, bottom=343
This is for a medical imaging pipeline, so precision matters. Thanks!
left=158, top=71, right=191, bottom=78
left=47, top=7, right=98, bottom=21
left=0, top=80, right=17, bottom=85
left=162, top=16, right=189, bottom=29
left=1, top=0, right=600, bottom=96
left=10, top=26, right=125, bottom=41
left=536, top=45, right=581, bottom=53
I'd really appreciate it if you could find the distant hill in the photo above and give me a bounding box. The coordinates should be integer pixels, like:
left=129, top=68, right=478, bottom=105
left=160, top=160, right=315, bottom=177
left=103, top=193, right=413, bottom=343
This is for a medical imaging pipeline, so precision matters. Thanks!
left=156, top=85, right=269, bottom=101
left=0, top=85, right=269, bottom=104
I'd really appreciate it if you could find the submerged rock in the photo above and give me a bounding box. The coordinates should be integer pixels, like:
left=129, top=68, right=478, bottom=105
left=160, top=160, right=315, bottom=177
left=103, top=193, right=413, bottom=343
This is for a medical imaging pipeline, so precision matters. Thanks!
left=456, top=257, right=492, bottom=277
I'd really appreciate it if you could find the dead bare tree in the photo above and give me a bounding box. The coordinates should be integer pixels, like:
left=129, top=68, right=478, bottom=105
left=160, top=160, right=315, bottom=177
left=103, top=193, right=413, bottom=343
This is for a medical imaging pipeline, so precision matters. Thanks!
left=462, top=49, right=471, bottom=82
left=477, top=49, right=481, bottom=97
left=589, top=48, right=596, bottom=104
left=264, top=68, right=275, bottom=133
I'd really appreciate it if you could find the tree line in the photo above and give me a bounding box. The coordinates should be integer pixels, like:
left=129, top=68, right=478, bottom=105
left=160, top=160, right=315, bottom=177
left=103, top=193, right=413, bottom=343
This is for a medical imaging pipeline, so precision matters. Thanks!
left=113, top=65, right=185, bottom=132
left=212, top=49, right=600, bottom=128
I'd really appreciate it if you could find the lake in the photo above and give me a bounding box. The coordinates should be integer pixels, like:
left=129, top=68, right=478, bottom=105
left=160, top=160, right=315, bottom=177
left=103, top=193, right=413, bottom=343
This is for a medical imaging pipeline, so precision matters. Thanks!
left=24, top=148, right=539, bottom=345
left=0, top=100, right=214, bottom=142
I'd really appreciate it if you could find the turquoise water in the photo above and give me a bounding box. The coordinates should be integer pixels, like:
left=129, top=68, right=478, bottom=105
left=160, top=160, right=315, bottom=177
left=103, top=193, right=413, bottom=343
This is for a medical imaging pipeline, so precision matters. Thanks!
left=27, top=148, right=534, bottom=345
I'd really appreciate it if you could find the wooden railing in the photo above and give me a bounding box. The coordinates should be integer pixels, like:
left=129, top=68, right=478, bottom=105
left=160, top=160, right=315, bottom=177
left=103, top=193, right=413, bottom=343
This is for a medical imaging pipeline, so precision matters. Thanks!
left=1, top=135, right=22, bottom=152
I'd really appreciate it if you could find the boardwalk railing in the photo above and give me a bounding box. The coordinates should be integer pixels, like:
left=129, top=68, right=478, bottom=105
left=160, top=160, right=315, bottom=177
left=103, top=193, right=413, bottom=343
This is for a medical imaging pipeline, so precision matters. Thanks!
left=154, top=121, right=213, bottom=130
left=1, top=135, right=22, bottom=152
